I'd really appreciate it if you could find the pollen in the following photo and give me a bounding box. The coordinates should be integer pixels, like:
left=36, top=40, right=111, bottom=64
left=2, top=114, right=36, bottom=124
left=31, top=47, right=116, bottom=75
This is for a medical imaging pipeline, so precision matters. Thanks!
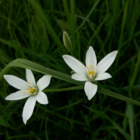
left=86, top=65, right=97, bottom=78
left=29, top=87, right=35, bottom=93
left=89, top=71, right=94, bottom=76
left=28, top=81, right=31, bottom=84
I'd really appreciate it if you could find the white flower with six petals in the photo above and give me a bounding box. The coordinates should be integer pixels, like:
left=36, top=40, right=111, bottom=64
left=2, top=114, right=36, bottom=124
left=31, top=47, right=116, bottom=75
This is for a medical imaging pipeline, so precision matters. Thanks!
left=63, top=46, right=118, bottom=100
left=4, top=69, right=51, bottom=124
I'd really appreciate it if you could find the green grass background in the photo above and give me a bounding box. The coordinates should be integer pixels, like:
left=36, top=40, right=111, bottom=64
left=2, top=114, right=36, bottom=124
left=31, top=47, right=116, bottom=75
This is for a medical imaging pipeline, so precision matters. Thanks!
left=0, top=0, right=140, bottom=139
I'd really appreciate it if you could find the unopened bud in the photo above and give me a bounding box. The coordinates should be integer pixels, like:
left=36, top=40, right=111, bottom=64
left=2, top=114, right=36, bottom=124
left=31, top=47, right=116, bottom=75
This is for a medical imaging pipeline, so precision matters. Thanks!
left=63, top=31, right=72, bottom=53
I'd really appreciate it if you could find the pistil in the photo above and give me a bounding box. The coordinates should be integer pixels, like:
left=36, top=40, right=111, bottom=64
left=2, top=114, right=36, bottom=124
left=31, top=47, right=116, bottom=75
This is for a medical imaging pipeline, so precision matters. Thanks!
left=29, top=87, right=35, bottom=93
left=86, top=64, right=97, bottom=78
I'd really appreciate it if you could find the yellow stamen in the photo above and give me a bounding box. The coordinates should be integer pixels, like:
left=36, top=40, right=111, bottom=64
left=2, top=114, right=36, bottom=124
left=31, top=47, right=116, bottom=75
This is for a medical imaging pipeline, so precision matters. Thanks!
left=28, top=81, right=31, bottom=84
left=22, top=92, right=26, bottom=93
left=29, top=87, right=35, bottom=93
left=89, top=71, right=94, bottom=76
left=86, top=65, right=97, bottom=78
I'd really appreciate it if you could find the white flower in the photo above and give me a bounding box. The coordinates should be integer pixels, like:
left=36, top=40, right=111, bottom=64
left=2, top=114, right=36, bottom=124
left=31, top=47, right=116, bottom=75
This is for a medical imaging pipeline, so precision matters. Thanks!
left=4, top=69, right=51, bottom=124
left=63, top=46, right=118, bottom=100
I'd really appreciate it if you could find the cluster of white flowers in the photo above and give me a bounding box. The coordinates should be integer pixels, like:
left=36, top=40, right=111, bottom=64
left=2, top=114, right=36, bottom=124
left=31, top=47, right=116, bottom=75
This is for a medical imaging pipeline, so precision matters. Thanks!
left=4, top=46, right=117, bottom=124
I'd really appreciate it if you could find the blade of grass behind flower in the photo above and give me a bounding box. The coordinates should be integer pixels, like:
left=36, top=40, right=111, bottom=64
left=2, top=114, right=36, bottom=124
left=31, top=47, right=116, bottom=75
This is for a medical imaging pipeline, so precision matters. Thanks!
left=75, top=0, right=100, bottom=32
left=0, top=38, right=47, bottom=62
left=125, top=103, right=135, bottom=140
left=116, top=0, right=128, bottom=65
left=84, top=107, right=131, bottom=140
left=129, top=50, right=140, bottom=90
left=70, top=0, right=75, bottom=51
left=28, top=0, right=64, bottom=51
left=62, top=0, right=70, bottom=24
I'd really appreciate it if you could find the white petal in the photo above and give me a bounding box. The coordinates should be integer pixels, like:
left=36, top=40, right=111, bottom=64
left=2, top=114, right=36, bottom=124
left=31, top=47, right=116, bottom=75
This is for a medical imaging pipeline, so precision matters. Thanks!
left=4, top=75, right=30, bottom=90
left=22, top=96, right=36, bottom=124
left=36, top=91, right=48, bottom=104
left=37, top=75, right=51, bottom=90
left=84, top=81, right=97, bottom=100
left=63, top=55, right=87, bottom=74
left=5, top=90, right=30, bottom=100
left=86, top=46, right=97, bottom=69
left=97, top=51, right=118, bottom=73
left=72, top=73, right=88, bottom=81
left=94, top=73, right=111, bottom=81
left=26, top=69, right=36, bottom=86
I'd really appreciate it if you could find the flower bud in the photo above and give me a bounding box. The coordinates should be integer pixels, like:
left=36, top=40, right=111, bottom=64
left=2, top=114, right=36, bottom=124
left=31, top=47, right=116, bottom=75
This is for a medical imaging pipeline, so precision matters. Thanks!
left=63, top=31, right=72, bottom=53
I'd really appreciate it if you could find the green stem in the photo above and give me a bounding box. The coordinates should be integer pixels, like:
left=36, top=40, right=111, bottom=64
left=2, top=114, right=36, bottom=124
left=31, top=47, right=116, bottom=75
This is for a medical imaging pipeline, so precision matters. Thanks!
left=44, top=86, right=83, bottom=92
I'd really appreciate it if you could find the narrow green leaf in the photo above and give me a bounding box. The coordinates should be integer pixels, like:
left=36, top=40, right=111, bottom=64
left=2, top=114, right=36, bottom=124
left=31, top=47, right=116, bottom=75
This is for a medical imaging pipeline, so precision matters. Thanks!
left=125, top=103, right=134, bottom=140
left=62, top=0, right=70, bottom=25
left=70, top=0, right=75, bottom=49
left=85, top=107, right=131, bottom=140
left=98, top=88, right=140, bottom=106
left=28, top=0, right=64, bottom=51
left=0, top=38, right=46, bottom=62
left=0, top=116, right=10, bottom=127
left=112, top=121, right=131, bottom=140
left=130, top=51, right=140, bottom=90
left=116, top=0, right=128, bottom=65
left=76, top=0, right=100, bottom=32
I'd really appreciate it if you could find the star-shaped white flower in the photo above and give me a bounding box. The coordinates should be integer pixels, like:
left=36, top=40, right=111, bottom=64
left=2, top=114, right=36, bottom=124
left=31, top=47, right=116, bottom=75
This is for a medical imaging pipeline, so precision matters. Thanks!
left=63, top=46, right=118, bottom=100
left=4, top=69, right=51, bottom=124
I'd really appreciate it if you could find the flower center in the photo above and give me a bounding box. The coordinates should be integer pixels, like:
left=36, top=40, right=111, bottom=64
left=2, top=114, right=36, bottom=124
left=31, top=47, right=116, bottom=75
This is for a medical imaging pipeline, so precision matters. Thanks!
left=89, top=71, right=95, bottom=76
left=24, top=86, right=37, bottom=95
left=86, top=64, right=96, bottom=78
left=29, top=87, right=35, bottom=93
left=29, top=87, right=37, bottom=95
